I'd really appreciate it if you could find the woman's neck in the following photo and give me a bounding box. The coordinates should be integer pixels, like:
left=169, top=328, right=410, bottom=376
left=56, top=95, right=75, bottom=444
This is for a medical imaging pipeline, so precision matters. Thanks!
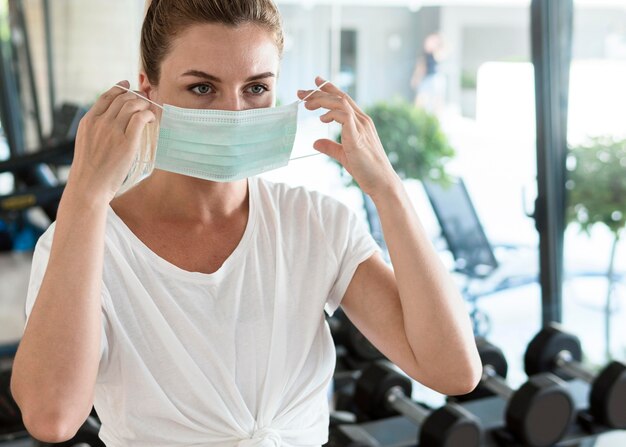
left=131, top=170, right=249, bottom=225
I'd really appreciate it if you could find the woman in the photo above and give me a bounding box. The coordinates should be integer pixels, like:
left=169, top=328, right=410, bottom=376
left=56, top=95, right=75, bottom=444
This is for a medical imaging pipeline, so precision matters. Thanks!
left=11, top=1, right=481, bottom=446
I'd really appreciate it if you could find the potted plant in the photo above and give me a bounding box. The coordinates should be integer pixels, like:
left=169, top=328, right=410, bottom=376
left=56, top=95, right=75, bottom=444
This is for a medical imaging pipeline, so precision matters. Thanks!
left=337, top=98, right=454, bottom=182
left=334, top=98, right=455, bottom=252
left=566, top=136, right=626, bottom=360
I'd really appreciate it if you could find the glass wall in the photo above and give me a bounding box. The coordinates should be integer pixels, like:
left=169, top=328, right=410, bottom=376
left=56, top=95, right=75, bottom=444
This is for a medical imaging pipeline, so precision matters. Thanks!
left=268, top=0, right=541, bottom=402
left=563, top=1, right=626, bottom=371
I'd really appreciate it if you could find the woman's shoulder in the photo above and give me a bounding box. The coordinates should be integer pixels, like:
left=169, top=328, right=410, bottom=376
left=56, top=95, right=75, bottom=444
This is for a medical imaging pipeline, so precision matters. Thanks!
left=253, top=177, right=357, bottom=224
left=254, top=177, right=351, bottom=214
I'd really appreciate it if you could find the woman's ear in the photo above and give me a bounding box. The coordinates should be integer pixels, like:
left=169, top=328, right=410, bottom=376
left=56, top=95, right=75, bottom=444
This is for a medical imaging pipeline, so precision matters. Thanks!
left=139, top=72, right=153, bottom=99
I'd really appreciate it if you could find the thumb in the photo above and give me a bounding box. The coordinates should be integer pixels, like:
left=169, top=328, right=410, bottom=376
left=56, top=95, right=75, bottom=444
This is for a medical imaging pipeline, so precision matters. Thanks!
left=313, top=139, right=346, bottom=164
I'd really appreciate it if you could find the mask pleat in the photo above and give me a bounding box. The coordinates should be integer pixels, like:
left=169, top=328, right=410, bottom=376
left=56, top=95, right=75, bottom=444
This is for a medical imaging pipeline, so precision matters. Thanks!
left=153, top=101, right=301, bottom=182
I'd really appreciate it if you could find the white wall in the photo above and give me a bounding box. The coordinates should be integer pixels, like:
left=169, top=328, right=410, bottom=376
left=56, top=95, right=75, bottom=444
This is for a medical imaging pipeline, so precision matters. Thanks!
left=25, top=1, right=427, bottom=115
left=277, top=3, right=423, bottom=107
left=49, top=0, right=145, bottom=104
left=439, top=5, right=530, bottom=110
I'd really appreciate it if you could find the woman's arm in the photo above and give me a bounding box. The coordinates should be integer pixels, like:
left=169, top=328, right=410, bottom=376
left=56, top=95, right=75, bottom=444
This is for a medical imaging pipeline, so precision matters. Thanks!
left=298, top=76, right=481, bottom=395
left=11, top=191, right=109, bottom=442
left=10, top=80, right=155, bottom=442
left=341, top=182, right=481, bottom=395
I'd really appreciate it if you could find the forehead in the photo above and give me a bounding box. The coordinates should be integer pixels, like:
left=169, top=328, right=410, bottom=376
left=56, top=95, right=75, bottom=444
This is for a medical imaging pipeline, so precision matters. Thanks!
left=163, top=22, right=280, bottom=79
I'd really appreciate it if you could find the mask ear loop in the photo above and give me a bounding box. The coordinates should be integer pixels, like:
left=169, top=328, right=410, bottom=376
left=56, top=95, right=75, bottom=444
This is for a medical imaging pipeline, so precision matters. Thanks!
left=291, top=79, right=331, bottom=161
left=297, top=80, right=330, bottom=104
left=113, top=84, right=164, bottom=110
left=114, top=80, right=330, bottom=109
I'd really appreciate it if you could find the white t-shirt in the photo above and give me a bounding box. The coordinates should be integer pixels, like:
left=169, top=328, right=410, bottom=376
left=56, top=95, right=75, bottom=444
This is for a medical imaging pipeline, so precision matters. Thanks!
left=24, top=176, right=380, bottom=447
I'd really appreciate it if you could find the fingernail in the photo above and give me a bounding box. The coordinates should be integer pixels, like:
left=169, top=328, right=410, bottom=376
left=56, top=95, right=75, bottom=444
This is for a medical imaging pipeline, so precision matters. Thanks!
left=297, top=90, right=304, bottom=94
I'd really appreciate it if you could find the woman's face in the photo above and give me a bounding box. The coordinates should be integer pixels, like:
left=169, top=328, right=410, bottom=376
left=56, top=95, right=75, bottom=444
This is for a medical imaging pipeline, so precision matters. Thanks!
left=142, top=22, right=280, bottom=113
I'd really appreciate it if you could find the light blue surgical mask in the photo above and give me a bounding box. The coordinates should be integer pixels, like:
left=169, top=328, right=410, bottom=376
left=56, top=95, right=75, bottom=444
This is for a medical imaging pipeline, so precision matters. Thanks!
left=115, top=82, right=328, bottom=182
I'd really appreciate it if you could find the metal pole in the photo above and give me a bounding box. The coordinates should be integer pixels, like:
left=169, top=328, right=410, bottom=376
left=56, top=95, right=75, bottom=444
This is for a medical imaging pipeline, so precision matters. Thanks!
left=14, top=0, right=44, bottom=146
left=482, top=365, right=514, bottom=400
left=43, top=0, right=55, bottom=121
left=556, top=351, right=596, bottom=383
left=329, top=2, right=341, bottom=85
left=531, top=0, right=574, bottom=325
left=387, top=386, right=428, bottom=426
left=0, top=0, right=26, bottom=156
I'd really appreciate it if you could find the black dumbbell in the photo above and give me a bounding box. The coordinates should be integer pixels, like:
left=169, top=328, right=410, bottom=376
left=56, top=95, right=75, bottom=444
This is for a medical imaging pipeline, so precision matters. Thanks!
left=35, top=414, right=104, bottom=447
left=451, top=340, right=509, bottom=402
left=355, top=360, right=482, bottom=447
left=525, top=323, right=626, bottom=429
left=469, top=338, right=574, bottom=447
left=328, top=309, right=384, bottom=362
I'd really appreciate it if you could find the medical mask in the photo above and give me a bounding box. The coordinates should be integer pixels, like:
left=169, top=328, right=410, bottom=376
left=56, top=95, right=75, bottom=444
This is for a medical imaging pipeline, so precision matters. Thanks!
left=115, top=82, right=328, bottom=182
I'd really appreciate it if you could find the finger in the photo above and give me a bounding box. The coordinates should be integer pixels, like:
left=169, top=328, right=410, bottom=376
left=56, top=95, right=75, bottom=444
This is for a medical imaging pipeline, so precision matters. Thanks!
left=314, top=76, right=366, bottom=115
left=104, top=92, right=148, bottom=121
left=320, top=108, right=360, bottom=138
left=319, top=109, right=351, bottom=125
left=115, top=98, right=153, bottom=130
left=303, top=93, right=346, bottom=112
left=313, top=138, right=345, bottom=163
left=125, top=109, right=156, bottom=143
left=89, top=80, right=130, bottom=116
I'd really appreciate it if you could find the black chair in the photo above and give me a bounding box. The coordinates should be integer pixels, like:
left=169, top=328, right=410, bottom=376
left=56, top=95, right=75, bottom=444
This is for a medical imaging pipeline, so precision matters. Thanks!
left=421, top=177, right=538, bottom=336
left=359, top=176, right=537, bottom=336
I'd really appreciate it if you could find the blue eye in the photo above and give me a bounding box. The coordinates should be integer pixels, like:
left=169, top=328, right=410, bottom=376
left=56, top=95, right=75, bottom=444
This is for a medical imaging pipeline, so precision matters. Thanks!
left=191, top=84, right=212, bottom=95
left=248, top=84, right=268, bottom=95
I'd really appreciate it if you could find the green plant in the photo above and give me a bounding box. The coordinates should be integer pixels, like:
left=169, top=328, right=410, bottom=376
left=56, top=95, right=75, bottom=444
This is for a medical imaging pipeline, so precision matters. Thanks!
left=334, top=98, right=455, bottom=186
left=566, top=136, right=626, bottom=360
left=461, top=71, right=477, bottom=90
left=566, top=137, right=626, bottom=236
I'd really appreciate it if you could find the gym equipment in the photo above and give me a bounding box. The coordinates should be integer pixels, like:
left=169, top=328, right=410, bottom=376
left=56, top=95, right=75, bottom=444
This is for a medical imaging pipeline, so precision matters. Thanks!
left=525, top=322, right=626, bottom=429
left=0, top=366, right=28, bottom=442
left=461, top=338, right=574, bottom=447
left=0, top=0, right=84, bottom=236
left=354, top=360, right=481, bottom=447
left=328, top=308, right=384, bottom=363
left=0, top=355, right=29, bottom=443
left=452, top=340, right=508, bottom=403
left=0, top=105, right=81, bottom=251
left=422, top=178, right=539, bottom=337
left=34, top=414, right=104, bottom=447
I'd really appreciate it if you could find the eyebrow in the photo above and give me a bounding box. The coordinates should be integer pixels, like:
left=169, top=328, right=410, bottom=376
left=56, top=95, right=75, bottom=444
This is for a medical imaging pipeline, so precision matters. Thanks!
left=180, top=70, right=275, bottom=83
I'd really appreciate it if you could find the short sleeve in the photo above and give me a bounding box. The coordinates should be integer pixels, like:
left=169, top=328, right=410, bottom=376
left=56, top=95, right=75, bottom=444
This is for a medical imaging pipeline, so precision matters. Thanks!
left=24, top=223, right=109, bottom=364
left=320, top=196, right=382, bottom=317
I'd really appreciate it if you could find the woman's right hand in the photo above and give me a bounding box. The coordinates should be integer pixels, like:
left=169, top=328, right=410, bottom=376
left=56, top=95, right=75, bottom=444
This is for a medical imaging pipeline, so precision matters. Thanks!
left=66, top=80, right=156, bottom=203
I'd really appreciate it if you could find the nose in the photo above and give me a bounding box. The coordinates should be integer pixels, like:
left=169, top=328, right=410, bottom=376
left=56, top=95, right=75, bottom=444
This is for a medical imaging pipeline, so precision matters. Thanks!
left=220, top=91, right=244, bottom=111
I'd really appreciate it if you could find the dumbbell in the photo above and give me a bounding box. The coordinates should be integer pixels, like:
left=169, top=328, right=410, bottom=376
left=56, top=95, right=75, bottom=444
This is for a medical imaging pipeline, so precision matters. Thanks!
left=328, top=309, right=384, bottom=362
left=354, top=360, right=482, bottom=447
left=1, top=367, right=27, bottom=440
left=35, top=414, right=104, bottom=447
left=452, top=340, right=509, bottom=403
left=525, top=323, right=626, bottom=429
left=468, top=338, right=574, bottom=447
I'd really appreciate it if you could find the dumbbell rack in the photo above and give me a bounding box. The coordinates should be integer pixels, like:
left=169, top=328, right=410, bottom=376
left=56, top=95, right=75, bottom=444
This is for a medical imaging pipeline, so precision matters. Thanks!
left=330, top=379, right=623, bottom=446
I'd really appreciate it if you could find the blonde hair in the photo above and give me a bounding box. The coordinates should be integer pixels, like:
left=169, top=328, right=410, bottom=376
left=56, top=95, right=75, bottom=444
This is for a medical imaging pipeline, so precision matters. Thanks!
left=119, top=0, right=285, bottom=193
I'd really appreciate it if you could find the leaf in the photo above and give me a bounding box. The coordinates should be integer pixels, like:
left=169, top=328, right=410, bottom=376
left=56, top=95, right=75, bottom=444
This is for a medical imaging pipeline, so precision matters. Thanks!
left=566, top=137, right=626, bottom=236
left=331, top=98, right=455, bottom=187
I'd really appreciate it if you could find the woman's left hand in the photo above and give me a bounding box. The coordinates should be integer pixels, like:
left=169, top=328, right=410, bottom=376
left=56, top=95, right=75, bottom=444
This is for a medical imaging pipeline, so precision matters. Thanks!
left=297, top=76, right=400, bottom=199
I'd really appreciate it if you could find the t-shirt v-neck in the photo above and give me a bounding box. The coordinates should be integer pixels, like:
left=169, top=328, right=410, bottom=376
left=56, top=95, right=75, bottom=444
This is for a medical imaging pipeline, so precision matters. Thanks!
left=106, top=177, right=258, bottom=285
